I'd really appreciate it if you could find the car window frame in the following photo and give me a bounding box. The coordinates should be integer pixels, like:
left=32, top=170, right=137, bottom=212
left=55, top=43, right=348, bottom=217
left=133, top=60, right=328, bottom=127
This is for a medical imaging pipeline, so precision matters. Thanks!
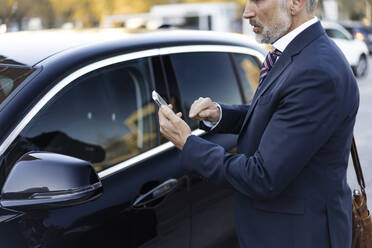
left=0, top=45, right=264, bottom=179
left=158, top=46, right=264, bottom=106
left=0, top=65, right=41, bottom=112
left=163, top=51, right=248, bottom=131
left=21, top=58, right=159, bottom=172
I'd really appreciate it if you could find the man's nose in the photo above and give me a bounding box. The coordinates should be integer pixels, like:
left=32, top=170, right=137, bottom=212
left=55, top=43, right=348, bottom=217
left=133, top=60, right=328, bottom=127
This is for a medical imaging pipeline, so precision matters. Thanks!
left=243, top=2, right=255, bottom=19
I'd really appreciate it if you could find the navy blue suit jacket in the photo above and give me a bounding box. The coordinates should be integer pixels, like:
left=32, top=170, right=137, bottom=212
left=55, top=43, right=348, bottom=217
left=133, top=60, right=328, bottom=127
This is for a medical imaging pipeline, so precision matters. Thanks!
left=180, top=22, right=359, bottom=248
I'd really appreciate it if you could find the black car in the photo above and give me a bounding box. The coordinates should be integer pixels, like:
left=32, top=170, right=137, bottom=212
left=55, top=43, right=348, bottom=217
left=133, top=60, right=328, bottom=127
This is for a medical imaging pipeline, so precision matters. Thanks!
left=340, top=21, right=372, bottom=54
left=0, top=29, right=265, bottom=247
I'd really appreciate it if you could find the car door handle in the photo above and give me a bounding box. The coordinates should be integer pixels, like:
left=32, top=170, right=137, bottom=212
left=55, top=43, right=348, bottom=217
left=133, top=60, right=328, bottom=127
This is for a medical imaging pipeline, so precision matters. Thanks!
left=132, top=179, right=178, bottom=208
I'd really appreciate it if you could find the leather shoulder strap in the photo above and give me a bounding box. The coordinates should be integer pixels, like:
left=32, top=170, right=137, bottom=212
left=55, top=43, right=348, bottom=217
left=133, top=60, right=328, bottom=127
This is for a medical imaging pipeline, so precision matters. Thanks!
left=351, top=136, right=366, bottom=194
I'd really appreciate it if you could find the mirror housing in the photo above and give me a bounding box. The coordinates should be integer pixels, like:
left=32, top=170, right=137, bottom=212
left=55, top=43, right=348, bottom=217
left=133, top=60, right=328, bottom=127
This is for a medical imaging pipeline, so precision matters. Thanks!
left=0, top=152, right=102, bottom=210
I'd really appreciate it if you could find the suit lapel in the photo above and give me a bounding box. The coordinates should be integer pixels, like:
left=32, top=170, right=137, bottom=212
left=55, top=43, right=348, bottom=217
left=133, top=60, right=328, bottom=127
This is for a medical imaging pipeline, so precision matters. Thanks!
left=239, top=54, right=292, bottom=134
left=238, top=21, right=326, bottom=135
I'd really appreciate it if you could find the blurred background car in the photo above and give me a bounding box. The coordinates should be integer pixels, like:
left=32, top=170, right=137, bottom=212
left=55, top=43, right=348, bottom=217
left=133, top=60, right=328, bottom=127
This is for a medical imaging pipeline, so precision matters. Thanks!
left=339, top=21, right=372, bottom=54
left=322, top=21, right=369, bottom=78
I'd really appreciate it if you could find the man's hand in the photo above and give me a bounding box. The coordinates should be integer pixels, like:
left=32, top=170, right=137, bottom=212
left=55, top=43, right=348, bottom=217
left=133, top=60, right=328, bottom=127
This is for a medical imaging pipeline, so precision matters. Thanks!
left=189, top=97, right=220, bottom=123
left=158, top=105, right=191, bottom=150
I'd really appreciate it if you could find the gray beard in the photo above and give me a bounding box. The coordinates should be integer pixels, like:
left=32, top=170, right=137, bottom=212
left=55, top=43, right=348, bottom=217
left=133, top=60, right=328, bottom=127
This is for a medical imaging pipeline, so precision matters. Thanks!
left=255, top=12, right=292, bottom=44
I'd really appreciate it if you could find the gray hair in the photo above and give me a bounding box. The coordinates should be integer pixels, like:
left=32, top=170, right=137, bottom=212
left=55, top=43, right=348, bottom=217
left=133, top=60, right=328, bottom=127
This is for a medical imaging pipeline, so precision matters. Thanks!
left=280, top=0, right=319, bottom=14
left=306, top=0, right=318, bottom=13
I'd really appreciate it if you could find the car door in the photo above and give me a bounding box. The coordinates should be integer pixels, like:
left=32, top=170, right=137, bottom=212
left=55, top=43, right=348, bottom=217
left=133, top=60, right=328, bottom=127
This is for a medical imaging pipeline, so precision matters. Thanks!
left=159, top=47, right=261, bottom=248
left=0, top=55, right=191, bottom=247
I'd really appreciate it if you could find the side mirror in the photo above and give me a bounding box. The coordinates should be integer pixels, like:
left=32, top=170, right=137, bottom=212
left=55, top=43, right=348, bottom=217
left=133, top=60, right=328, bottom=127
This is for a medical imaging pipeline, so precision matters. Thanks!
left=0, top=152, right=102, bottom=210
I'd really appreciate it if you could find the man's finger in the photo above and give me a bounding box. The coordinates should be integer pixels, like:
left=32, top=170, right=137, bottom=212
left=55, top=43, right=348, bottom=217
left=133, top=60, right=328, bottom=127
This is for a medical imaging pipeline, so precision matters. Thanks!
left=199, top=109, right=211, bottom=118
left=160, top=105, right=178, bottom=121
left=158, top=107, right=167, bottom=126
left=189, top=100, right=209, bottom=118
left=191, top=98, right=213, bottom=117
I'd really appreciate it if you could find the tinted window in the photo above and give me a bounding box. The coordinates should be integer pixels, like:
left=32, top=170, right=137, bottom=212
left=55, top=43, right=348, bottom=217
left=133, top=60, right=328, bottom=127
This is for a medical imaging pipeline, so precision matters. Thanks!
left=325, top=28, right=349, bottom=40
left=232, top=53, right=260, bottom=103
left=0, top=66, right=36, bottom=105
left=170, top=52, right=242, bottom=129
left=344, top=27, right=353, bottom=35
left=17, top=58, right=157, bottom=172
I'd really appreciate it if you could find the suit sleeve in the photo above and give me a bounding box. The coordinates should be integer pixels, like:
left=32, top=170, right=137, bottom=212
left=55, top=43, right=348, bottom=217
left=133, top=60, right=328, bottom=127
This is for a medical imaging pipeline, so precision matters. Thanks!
left=200, top=103, right=250, bottom=134
left=180, top=70, right=341, bottom=200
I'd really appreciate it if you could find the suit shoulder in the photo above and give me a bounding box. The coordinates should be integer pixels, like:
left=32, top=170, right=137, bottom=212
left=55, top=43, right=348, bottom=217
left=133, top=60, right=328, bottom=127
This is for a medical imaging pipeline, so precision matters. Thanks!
left=302, top=34, right=351, bottom=75
left=284, top=33, right=359, bottom=112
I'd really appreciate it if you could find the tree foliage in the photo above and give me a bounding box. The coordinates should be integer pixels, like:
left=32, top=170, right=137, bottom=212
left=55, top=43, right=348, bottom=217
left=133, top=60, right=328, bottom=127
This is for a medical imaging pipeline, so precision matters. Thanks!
left=0, top=0, right=175, bottom=29
left=338, top=0, right=369, bottom=20
left=0, top=0, right=370, bottom=31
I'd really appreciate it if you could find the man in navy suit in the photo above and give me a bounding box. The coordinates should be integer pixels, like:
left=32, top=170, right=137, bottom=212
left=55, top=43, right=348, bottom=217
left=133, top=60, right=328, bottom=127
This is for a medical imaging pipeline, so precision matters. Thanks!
left=158, top=0, right=359, bottom=247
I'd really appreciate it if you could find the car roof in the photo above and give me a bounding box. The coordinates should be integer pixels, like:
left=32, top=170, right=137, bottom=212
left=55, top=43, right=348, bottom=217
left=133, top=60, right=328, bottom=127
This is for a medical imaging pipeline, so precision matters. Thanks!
left=321, top=21, right=345, bottom=30
left=0, top=29, right=262, bottom=67
left=320, top=21, right=353, bottom=37
left=0, top=29, right=135, bottom=66
left=338, top=20, right=365, bottom=28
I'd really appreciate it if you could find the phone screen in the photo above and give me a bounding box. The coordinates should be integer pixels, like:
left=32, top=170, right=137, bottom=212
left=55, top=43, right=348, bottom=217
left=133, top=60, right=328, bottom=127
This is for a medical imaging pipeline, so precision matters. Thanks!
left=152, top=91, right=168, bottom=106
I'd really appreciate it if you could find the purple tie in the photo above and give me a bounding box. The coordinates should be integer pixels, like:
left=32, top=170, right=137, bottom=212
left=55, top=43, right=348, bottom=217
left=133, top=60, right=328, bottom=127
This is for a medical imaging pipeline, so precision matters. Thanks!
left=259, top=49, right=282, bottom=85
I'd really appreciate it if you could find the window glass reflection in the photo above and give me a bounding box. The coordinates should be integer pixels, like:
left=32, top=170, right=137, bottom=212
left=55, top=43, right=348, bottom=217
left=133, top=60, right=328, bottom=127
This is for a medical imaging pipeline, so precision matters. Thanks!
left=170, top=52, right=243, bottom=130
left=232, top=53, right=260, bottom=103
left=0, top=65, right=36, bottom=105
left=18, top=58, right=157, bottom=172
left=325, top=29, right=349, bottom=40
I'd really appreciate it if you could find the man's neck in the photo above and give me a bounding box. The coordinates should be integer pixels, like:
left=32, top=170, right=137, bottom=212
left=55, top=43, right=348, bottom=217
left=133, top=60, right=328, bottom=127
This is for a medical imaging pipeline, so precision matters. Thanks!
left=272, top=16, right=318, bottom=52
left=285, top=15, right=313, bottom=36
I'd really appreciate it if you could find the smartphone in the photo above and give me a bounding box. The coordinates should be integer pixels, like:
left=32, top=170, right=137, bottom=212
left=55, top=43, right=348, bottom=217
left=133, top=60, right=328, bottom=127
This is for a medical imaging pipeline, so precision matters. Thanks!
left=152, top=90, right=168, bottom=107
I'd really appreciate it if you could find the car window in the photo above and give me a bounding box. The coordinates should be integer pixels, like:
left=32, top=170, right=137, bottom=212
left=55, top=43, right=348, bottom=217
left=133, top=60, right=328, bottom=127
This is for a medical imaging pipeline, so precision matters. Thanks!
left=170, top=52, right=243, bottom=130
left=14, top=58, right=157, bottom=172
left=232, top=53, right=260, bottom=103
left=325, top=28, right=349, bottom=40
left=344, top=27, right=353, bottom=35
left=0, top=65, right=36, bottom=105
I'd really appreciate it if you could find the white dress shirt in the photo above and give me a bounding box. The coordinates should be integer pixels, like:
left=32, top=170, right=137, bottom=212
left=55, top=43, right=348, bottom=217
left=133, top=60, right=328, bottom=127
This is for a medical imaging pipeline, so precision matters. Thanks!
left=203, top=17, right=319, bottom=129
left=273, top=17, right=318, bottom=53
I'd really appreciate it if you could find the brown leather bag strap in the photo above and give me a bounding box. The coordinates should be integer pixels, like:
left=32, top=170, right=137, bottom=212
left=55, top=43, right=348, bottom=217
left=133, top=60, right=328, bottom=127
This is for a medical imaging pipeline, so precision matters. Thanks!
left=351, top=136, right=366, bottom=194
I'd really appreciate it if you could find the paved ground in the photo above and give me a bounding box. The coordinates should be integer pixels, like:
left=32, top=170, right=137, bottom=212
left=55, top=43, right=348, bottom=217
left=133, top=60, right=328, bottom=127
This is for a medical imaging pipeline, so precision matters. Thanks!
left=347, top=56, right=372, bottom=206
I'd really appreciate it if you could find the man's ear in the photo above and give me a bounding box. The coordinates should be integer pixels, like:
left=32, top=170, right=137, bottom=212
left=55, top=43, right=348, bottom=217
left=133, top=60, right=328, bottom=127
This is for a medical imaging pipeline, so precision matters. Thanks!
left=289, top=0, right=307, bottom=15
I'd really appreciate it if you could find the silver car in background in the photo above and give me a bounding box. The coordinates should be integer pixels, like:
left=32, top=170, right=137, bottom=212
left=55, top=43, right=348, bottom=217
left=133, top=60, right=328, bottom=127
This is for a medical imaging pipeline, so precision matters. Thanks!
left=322, top=21, right=369, bottom=78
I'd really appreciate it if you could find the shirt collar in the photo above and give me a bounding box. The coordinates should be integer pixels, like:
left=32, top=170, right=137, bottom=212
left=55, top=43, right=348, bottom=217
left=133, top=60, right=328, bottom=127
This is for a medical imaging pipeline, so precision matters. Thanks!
left=273, top=17, right=319, bottom=53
